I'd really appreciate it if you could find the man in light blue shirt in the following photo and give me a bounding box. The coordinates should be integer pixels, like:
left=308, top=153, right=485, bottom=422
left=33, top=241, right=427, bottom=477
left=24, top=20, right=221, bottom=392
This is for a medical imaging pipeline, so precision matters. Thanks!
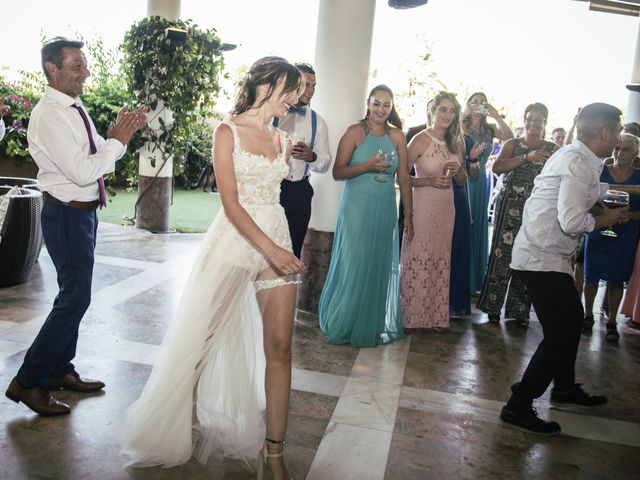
left=500, top=103, right=627, bottom=435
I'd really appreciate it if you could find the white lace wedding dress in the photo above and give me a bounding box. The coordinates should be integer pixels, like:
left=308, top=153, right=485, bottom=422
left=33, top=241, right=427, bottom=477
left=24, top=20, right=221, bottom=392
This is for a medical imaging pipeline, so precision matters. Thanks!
left=121, top=121, right=298, bottom=468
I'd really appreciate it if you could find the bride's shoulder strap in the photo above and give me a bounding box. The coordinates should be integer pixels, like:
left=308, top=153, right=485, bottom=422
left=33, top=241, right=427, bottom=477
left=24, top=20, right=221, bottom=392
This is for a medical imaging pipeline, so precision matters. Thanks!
left=216, top=120, right=240, bottom=152
left=212, top=121, right=239, bottom=166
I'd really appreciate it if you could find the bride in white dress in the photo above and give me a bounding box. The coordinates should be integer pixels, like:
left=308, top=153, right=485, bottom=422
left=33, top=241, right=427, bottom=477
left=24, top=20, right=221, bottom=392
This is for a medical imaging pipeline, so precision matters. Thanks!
left=121, top=57, right=305, bottom=480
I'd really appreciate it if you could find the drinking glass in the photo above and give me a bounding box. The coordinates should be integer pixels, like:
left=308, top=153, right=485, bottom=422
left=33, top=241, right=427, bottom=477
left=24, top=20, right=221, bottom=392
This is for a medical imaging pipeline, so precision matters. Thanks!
left=601, top=189, right=629, bottom=238
left=292, top=134, right=306, bottom=148
left=374, top=148, right=393, bottom=182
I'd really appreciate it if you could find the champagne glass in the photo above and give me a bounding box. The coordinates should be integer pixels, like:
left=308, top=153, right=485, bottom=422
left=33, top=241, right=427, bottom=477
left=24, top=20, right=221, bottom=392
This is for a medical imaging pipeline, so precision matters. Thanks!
left=601, top=189, right=629, bottom=238
left=374, top=148, right=391, bottom=182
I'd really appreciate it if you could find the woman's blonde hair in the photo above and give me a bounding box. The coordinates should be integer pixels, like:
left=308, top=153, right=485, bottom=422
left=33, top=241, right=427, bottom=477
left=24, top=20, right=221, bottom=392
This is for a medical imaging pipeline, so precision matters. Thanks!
left=429, top=91, right=463, bottom=154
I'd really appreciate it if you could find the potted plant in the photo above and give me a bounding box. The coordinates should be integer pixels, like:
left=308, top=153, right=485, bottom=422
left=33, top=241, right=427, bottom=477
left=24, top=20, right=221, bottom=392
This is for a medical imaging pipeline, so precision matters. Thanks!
left=120, top=16, right=226, bottom=232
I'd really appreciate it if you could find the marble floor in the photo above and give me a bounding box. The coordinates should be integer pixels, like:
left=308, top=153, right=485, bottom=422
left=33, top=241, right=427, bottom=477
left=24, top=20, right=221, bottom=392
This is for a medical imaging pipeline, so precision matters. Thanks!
left=1, top=223, right=639, bottom=479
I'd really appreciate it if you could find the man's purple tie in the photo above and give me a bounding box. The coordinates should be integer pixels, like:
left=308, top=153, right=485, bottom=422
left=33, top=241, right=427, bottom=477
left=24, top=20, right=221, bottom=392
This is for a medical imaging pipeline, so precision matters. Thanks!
left=71, top=104, right=107, bottom=207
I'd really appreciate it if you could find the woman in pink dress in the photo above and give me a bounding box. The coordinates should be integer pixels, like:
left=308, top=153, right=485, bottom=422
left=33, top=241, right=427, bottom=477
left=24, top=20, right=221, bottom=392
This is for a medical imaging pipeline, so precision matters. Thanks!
left=621, top=240, right=640, bottom=329
left=401, top=92, right=466, bottom=330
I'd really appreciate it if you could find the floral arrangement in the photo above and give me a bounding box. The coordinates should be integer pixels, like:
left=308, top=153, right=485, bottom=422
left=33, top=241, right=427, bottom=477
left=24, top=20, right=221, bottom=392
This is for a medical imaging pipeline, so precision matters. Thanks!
left=0, top=72, right=43, bottom=166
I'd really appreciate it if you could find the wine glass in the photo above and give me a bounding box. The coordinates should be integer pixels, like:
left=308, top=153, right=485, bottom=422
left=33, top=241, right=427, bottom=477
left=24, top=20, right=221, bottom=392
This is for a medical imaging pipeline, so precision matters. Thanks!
left=291, top=134, right=306, bottom=150
left=601, top=189, right=629, bottom=238
left=374, top=148, right=392, bottom=182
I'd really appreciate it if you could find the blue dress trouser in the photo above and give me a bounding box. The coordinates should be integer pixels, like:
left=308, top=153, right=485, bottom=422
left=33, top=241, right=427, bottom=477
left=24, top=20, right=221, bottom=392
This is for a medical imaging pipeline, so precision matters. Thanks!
left=280, top=178, right=313, bottom=259
left=16, top=202, right=97, bottom=388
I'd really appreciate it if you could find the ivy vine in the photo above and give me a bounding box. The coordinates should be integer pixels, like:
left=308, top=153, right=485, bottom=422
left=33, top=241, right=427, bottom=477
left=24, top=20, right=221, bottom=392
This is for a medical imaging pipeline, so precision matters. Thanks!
left=120, top=16, right=226, bottom=174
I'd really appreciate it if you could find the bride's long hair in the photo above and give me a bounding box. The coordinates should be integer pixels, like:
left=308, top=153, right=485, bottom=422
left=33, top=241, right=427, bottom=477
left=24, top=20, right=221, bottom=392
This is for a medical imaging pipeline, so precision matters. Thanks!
left=233, top=56, right=302, bottom=115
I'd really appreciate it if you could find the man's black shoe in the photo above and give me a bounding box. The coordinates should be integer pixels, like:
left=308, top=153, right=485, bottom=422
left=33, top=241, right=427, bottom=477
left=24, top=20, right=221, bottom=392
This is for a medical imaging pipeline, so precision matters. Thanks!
left=551, top=384, right=607, bottom=407
left=499, top=406, right=561, bottom=435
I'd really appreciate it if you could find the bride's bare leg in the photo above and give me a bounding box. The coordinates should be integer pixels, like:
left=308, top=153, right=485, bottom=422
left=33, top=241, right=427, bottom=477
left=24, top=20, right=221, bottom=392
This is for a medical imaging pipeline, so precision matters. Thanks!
left=256, top=272, right=296, bottom=480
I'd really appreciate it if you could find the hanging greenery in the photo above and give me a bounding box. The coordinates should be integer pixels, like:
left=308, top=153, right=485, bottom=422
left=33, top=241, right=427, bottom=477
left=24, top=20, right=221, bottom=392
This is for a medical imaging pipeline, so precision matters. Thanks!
left=120, top=16, right=226, bottom=174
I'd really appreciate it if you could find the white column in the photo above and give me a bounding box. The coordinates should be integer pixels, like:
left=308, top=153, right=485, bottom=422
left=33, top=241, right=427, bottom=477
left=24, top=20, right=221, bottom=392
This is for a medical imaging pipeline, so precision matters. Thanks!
left=147, top=0, right=181, bottom=18
left=141, top=0, right=181, bottom=179
left=296, top=0, right=377, bottom=313
left=138, top=99, right=175, bottom=179
left=309, top=0, right=377, bottom=232
left=135, top=0, right=181, bottom=232
left=626, top=17, right=640, bottom=123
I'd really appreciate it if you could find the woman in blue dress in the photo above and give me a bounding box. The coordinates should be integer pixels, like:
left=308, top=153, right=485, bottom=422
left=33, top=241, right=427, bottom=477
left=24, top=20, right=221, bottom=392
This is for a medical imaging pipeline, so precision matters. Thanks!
left=584, top=133, right=640, bottom=342
left=449, top=136, right=475, bottom=317
left=461, top=92, right=514, bottom=295
left=319, top=85, right=414, bottom=347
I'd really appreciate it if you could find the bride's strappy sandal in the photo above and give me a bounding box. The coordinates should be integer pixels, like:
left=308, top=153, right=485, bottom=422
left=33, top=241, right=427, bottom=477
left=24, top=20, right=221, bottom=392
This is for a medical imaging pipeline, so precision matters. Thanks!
left=257, top=438, right=293, bottom=480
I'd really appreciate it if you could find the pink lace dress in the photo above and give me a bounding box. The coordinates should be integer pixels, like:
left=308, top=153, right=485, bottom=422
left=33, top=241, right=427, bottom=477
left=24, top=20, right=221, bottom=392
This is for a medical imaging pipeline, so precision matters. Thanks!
left=621, top=240, right=640, bottom=322
left=400, top=133, right=457, bottom=329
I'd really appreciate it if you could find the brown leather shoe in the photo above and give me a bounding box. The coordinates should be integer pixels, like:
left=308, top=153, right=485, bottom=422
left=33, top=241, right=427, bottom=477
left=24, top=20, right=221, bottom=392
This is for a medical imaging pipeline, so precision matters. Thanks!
left=5, top=377, right=70, bottom=416
left=48, top=371, right=105, bottom=393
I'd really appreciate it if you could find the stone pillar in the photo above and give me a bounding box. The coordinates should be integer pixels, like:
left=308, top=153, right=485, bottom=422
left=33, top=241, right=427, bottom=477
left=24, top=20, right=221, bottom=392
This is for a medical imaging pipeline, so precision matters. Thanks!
left=298, top=0, right=377, bottom=313
left=626, top=18, right=640, bottom=123
left=135, top=0, right=181, bottom=233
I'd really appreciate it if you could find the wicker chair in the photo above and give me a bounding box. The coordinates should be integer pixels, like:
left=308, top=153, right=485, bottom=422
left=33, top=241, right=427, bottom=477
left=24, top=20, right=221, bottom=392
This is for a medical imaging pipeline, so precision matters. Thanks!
left=0, top=176, right=44, bottom=262
left=0, top=186, right=44, bottom=287
left=0, top=176, right=39, bottom=189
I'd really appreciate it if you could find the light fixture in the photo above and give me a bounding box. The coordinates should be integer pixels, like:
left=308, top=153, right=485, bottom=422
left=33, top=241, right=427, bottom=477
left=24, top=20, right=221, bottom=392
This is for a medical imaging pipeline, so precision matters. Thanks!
left=388, top=0, right=429, bottom=9
left=587, top=0, right=640, bottom=16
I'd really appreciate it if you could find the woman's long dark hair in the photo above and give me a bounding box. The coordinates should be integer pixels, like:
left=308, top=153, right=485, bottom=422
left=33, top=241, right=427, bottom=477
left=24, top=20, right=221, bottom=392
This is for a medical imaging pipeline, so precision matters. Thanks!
left=462, top=91, right=496, bottom=139
left=363, top=84, right=403, bottom=130
left=232, top=56, right=302, bottom=115
left=429, top=91, right=463, bottom=154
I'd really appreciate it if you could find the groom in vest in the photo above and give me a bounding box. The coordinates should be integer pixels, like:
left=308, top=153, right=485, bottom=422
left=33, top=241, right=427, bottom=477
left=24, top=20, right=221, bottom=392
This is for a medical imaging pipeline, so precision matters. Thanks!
left=275, top=63, right=331, bottom=258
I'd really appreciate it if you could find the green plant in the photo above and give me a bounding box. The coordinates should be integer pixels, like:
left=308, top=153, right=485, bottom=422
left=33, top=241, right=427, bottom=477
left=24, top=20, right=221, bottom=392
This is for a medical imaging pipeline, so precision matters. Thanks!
left=120, top=16, right=226, bottom=177
left=0, top=72, right=44, bottom=166
left=178, top=121, right=214, bottom=188
left=80, top=37, right=142, bottom=188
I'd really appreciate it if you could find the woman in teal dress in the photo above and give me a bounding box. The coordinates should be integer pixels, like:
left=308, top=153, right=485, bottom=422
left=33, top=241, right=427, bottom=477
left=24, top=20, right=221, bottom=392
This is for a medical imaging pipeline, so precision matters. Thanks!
left=462, top=92, right=514, bottom=294
left=319, top=85, right=414, bottom=347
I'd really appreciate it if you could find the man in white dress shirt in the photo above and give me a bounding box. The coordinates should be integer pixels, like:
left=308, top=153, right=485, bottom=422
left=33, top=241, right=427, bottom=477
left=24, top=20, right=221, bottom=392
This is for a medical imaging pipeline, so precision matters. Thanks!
left=275, top=63, right=331, bottom=258
left=499, top=103, right=627, bottom=435
left=5, top=37, right=147, bottom=416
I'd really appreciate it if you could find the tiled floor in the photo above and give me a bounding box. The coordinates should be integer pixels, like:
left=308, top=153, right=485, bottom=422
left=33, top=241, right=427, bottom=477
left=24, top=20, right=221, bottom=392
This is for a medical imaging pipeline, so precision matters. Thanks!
left=1, top=223, right=639, bottom=479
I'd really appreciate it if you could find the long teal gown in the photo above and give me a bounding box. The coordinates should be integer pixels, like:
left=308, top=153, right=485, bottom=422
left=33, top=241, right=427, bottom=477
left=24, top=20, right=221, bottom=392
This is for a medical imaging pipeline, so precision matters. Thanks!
left=466, top=130, right=493, bottom=295
left=319, top=122, right=405, bottom=347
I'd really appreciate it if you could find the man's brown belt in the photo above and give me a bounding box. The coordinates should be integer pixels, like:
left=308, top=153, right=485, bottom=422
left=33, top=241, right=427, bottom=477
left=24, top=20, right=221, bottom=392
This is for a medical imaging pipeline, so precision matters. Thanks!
left=43, top=192, right=99, bottom=210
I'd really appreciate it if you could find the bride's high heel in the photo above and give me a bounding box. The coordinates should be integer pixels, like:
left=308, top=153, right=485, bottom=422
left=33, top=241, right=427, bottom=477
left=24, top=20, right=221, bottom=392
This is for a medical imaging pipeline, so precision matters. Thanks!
left=257, top=438, right=293, bottom=480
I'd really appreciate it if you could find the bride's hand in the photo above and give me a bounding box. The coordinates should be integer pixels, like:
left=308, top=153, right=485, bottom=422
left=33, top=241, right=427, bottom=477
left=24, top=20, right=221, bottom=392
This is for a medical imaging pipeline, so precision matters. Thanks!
left=268, top=246, right=305, bottom=276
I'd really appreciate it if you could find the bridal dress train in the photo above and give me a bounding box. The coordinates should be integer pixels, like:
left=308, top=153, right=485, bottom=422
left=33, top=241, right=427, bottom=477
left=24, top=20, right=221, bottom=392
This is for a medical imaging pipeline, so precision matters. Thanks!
left=121, top=121, right=298, bottom=468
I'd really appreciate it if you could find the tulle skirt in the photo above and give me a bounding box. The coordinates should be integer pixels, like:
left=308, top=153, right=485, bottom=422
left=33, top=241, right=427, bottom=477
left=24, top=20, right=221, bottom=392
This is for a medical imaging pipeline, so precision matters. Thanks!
left=120, top=204, right=294, bottom=468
